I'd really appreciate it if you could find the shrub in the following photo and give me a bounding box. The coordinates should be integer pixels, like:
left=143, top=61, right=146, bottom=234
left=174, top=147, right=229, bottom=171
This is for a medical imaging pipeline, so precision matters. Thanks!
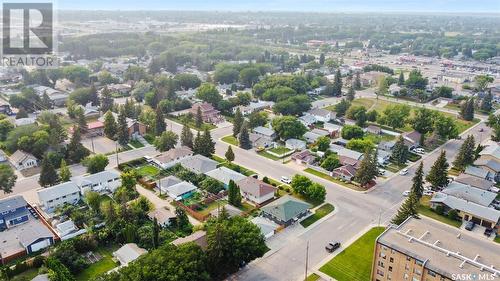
left=447, top=209, right=459, bottom=221
left=435, top=205, right=445, bottom=215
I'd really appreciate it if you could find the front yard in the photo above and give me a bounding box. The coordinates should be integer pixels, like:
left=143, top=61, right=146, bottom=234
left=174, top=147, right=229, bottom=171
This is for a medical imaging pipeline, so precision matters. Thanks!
left=300, top=203, right=335, bottom=228
left=304, top=168, right=367, bottom=192
left=221, top=135, right=239, bottom=146
left=268, top=146, right=292, bottom=155
left=417, top=196, right=462, bottom=228
left=319, top=227, right=385, bottom=281
left=166, top=115, right=217, bottom=131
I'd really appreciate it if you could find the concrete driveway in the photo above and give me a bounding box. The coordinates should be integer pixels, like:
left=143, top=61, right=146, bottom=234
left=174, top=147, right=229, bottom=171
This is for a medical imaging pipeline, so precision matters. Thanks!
left=81, top=136, right=117, bottom=154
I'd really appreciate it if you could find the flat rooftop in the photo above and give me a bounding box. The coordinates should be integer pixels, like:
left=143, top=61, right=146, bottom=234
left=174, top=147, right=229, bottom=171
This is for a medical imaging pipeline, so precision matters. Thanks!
left=378, top=216, right=500, bottom=279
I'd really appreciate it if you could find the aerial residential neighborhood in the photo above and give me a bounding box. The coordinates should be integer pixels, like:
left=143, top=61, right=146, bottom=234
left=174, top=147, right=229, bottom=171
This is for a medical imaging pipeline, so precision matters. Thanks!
left=0, top=1, right=499, bottom=281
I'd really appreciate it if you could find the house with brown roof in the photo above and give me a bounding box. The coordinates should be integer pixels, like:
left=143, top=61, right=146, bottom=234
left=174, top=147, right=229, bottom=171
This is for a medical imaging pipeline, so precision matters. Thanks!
left=291, top=150, right=316, bottom=165
left=98, top=113, right=146, bottom=138
left=331, top=164, right=357, bottom=181
left=236, top=177, right=277, bottom=205
left=402, top=130, right=422, bottom=149
left=189, top=102, right=223, bottom=124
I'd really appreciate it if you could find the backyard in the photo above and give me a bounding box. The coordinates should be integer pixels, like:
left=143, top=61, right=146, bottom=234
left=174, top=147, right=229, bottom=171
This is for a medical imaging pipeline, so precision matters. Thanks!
left=136, top=164, right=161, bottom=178
left=319, top=227, right=385, bottom=281
left=300, top=203, right=335, bottom=228
left=75, top=246, right=118, bottom=281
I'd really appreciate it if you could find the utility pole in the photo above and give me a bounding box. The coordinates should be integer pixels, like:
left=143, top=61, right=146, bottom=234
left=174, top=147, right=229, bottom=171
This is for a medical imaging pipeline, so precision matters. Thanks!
left=91, top=135, right=95, bottom=153
left=115, top=141, right=119, bottom=166
left=304, top=241, right=309, bottom=281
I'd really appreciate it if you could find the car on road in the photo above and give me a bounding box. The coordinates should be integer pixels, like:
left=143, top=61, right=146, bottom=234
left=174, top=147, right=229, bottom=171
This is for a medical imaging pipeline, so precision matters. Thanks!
left=325, top=242, right=341, bottom=253
left=465, top=221, right=475, bottom=231
left=484, top=228, right=493, bottom=237
left=281, top=176, right=291, bottom=184
left=378, top=169, right=385, bottom=176
left=402, top=190, right=410, bottom=196
left=399, top=169, right=409, bottom=176
left=479, top=128, right=484, bottom=132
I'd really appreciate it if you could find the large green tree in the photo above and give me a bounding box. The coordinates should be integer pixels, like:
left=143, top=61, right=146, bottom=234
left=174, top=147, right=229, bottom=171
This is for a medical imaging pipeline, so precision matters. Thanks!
left=103, top=111, right=117, bottom=140
left=225, top=145, right=235, bottom=162
left=83, top=154, right=109, bottom=174
left=452, top=135, right=475, bottom=171
left=66, top=127, right=89, bottom=163
left=59, top=159, right=72, bottom=182
left=117, top=109, right=129, bottom=146
left=355, top=149, right=378, bottom=186
left=392, top=135, right=409, bottom=165
left=39, top=155, right=59, bottom=187
left=238, top=122, right=252, bottom=150
left=155, top=106, right=166, bottom=136
left=227, top=180, right=242, bottom=207
left=154, top=131, right=179, bottom=152
left=0, top=164, right=17, bottom=194
left=426, top=150, right=449, bottom=189
left=391, top=191, right=419, bottom=225
left=412, top=162, right=424, bottom=199
left=180, top=123, right=194, bottom=148
left=271, top=116, right=307, bottom=140
left=232, top=107, right=243, bottom=137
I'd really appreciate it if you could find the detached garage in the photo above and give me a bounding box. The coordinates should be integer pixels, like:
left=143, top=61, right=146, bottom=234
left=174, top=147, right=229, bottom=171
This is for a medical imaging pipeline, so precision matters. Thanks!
left=19, top=223, right=54, bottom=254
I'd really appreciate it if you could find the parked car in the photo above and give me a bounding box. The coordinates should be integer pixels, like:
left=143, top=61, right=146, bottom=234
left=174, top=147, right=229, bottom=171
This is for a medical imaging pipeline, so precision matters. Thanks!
left=281, top=176, right=291, bottom=184
left=325, top=242, right=341, bottom=253
left=479, top=128, right=484, bottom=132
left=423, top=190, right=434, bottom=196
left=414, top=148, right=425, bottom=154
left=484, top=228, right=493, bottom=237
left=399, top=169, right=409, bottom=176
left=402, top=190, right=410, bottom=196
left=378, top=169, right=385, bottom=176
left=465, top=221, right=475, bottom=231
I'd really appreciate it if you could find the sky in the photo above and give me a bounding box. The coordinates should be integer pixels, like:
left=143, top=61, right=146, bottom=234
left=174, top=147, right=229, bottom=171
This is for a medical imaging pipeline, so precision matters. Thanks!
left=57, top=0, right=500, bottom=13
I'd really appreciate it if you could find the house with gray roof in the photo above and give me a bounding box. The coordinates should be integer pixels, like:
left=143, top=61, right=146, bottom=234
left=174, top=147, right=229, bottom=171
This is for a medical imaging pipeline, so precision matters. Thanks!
left=474, top=158, right=500, bottom=181
left=304, top=108, right=334, bottom=122
left=179, top=154, right=218, bottom=174
left=18, top=222, right=54, bottom=254
left=9, top=150, right=38, bottom=171
left=205, top=167, right=246, bottom=187
left=464, top=165, right=492, bottom=181
left=147, top=207, right=176, bottom=227
left=72, top=170, right=121, bottom=195
left=455, top=173, right=495, bottom=192
left=440, top=182, right=497, bottom=207
left=251, top=216, right=279, bottom=240
left=253, top=126, right=276, bottom=139
left=299, top=115, right=317, bottom=127
left=159, top=176, right=182, bottom=194
left=113, top=243, right=147, bottom=267
left=479, top=142, right=500, bottom=161
left=285, top=138, right=306, bottom=151
left=237, top=177, right=276, bottom=205
left=152, top=146, right=193, bottom=169
left=261, top=195, right=311, bottom=226
left=37, top=182, right=81, bottom=212
left=0, top=195, right=28, bottom=230
left=165, top=181, right=198, bottom=201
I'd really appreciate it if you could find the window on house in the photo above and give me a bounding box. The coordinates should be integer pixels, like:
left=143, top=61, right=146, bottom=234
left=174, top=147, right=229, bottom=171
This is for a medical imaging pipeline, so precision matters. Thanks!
left=390, top=257, right=394, bottom=263
left=414, top=268, right=422, bottom=275
left=428, top=270, right=436, bottom=277
left=389, top=266, right=393, bottom=272
left=377, top=269, right=384, bottom=277
left=378, top=261, right=385, bottom=268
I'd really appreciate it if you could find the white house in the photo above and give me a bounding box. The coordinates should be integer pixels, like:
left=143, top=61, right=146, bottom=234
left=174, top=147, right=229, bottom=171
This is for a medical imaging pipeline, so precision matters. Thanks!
left=9, top=150, right=38, bottom=171
left=285, top=139, right=307, bottom=151
left=37, top=182, right=81, bottom=212
left=236, top=177, right=276, bottom=205
left=72, top=170, right=122, bottom=194
left=205, top=167, right=246, bottom=187
left=113, top=243, right=147, bottom=267
left=151, top=147, right=193, bottom=169
left=304, top=108, right=334, bottom=122
left=299, top=115, right=317, bottom=127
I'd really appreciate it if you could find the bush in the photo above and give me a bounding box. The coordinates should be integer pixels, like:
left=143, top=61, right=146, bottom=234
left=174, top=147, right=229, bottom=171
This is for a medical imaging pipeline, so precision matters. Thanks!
left=32, top=255, right=46, bottom=268
left=262, top=176, right=270, bottom=184
left=435, top=205, right=445, bottom=215
left=447, top=209, right=459, bottom=221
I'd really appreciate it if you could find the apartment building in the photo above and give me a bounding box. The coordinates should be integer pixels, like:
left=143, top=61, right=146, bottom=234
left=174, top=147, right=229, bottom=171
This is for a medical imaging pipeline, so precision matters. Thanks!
left=371, top=216, right=500, bottom=281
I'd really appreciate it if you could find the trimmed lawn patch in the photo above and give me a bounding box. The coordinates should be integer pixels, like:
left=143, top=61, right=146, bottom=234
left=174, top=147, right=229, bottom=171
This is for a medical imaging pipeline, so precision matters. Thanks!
left=417, top=196, right=462, bottom=228
left=306, top=273, right=321, bottom=281
left=198, top=199, right=228, bottom=216
left=300, top=203, right=335, bottom=228
left=212, top=155, right=256, bottom=176
left=320, top=227, right=385, bottom=281
left=351, top=98, right=376, bottom=110
left=268, top=146, right=292, bottom=155
left=258, top=150, right=281, bottom=161
left=76, top=247, right=118, bottom=281
left=166, top=115, right=216, bottom=131
left=304, top=168, right=366, bottom=191
left=494, top=236, right=500, bottom=244
left=221, top=135, right=239, bottom=146
left=129, top=139, right=144, bottom=148
left=136, top=165, right=161, bottom=178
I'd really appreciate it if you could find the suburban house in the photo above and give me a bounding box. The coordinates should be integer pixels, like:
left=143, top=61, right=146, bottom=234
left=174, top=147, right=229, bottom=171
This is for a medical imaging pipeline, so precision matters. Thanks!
left=430, top=182, right=500, bottom=229
left=304, top=108, right=334, bottom=122
left=388, top=84, right=401, bottom=96
left=172, top=230, right=207, bottom=250
left=285, top=139, right=306, bottom=151
left=474, top=158, right=500, bottom=182
left=251, top=216, right=279, bottom=240
left=237, top=177, right=277, bottom=205
left=331, top=164, right=357, bottom=181
left=299, top=115, right=317, bottom=127
left=79, top=103, right=100, bottom=118
left=164, top=181, right=198, bottom=201
left=147, top=208, right=176, bottom=227
left=72, top=170, right=122, bottom=194
left=378, top=140, right=396, bottom=152
left=253, top=126, right=277, bottom=140
left=113, top=243, right=148, bottom=266
left=98, top=113, right=147, bottom=139
left=365, top=125, right=382, bottom=135
left=249, top=129, right=275, bottom=148
left=107, top=83, right=132, bottom=95
left=291, top=150, right=316, bottom=165
left=151, top=147, right=193, bottom=169
left=159, top=176, right=182, bottom=194
left=464, top=165, right=493, bottom=181
left=205, top=167, right=246, bottom=187
left=402, top=130, right=422, bottom=149
left=37, top=182, right=81, bottom=212
left=18, top=223, right=55, bottom=255
left=323, top=123, right=342, bottom=138
left=454, top=173, right=496, bottom=192
left=81, top=121, right=105, bottom=137
left=9, top=150, right=38, bottom=171
left=377, top=150, right=391, bottom=165
left=232, top=100, right=274, bottom=115
left=478, top=142, right=500, bottom=161
left=32, top=85, right=69, bottom=107
left=0, top=196, right=29, bottom=230
left=337, top=147, right=363, bottom=163
left=261, top=195, right=312, bottom=226
left=304, top=129, right=329, bottom=143
left=190, top=102, right=223, bottom=124
left=179, top=154, right=218, bottom=174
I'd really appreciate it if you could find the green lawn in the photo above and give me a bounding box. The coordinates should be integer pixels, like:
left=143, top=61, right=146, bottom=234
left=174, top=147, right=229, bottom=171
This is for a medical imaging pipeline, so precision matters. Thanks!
left=129, top=139, right=144, bottom=148
left=417, top=196, right=462, bottom=228
left=304, top=168, right=366, bottom=191
left=494, top=236, right=500, bottom=244
left=198, top=199, right=228, bottom=216
left=320, top=227, right=385, bottom=281
left=10, top=268, right=40, bottom=281
left=212, top=155, right=256, bottom=176
left=257, top=150, right=281, bottom=161
left=166, top=115, right=216, bottom=131
left=300, top=203, right=335, bottom=228
left=76, top=247, right=118, bottom=281
left=306, top=273, right=321, bottom=281
left=221, top=135, right=239, bottom=146
left=136, top=165, right=161, bottom=178
left=268, top=146, right=292, bottom=155
left=364, top=133, right=396, bottom=144
left=385, top=162, right=407, bottom=173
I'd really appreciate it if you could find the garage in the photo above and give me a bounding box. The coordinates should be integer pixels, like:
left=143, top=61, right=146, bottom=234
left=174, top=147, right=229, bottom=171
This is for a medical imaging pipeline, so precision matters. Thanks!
left=30, top=238, right=51, bottom=253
